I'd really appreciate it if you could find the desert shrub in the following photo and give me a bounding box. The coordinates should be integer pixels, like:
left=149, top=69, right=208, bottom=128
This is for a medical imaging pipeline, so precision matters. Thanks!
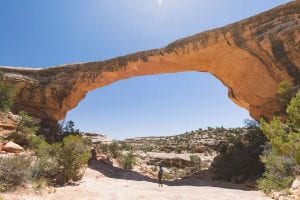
left=59, top=135, right=91, bottom=182
left=119, top=142, right=133, bottom=151
left=0, top=82, right=15, bottom=112
left=257, top=149, right=295, bottom=193
left=31, top=135, right=91, bottom=185
left=275, top=81, right=298, bottom=114
left=119, top=152, right=136, bottom=169
left=0, top=156, right=31, bottom=192
left=190, top=155, right=201, bottom=170
left=258, top=90, right=300, bottom=192
left=162, top=171, right=172, bottom=180
left=175, top=146, right=183, bottom=154
left=108, top=141, right=120, bottom=158
left=210, top=127, right=266, bottom=183
left=96, top=143, right=109, bottom=154
left=8, top=111, right=40, bottom=147
left=141, top=146, right=153, bottom=153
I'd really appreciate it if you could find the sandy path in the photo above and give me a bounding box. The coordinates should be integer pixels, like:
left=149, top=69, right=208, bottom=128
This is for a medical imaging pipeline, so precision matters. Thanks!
left=2, top=163, right=271, bottom=200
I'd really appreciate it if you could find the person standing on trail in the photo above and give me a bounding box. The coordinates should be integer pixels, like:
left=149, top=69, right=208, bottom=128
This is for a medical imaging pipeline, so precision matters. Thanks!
left=91, top=147, right=97, bottom=160
left=158, top=164, right=163, bottom=187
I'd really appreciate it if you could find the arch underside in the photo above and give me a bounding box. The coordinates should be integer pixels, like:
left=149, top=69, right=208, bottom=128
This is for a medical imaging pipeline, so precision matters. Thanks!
left=0, top=1, right=299, bottom=123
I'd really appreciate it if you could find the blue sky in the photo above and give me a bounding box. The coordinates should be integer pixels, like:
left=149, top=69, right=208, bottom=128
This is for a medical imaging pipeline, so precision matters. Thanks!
left=0, top=0, right=291, bottom=139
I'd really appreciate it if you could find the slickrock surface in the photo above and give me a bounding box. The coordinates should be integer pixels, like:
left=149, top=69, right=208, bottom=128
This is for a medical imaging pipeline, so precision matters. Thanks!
left=1, top=166, right=271, bottom=200
left=0, top=1, right=299, bottom=122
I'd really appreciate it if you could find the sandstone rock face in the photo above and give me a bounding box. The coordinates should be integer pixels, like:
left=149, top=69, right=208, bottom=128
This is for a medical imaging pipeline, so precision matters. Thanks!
left=146, top=152, right=199, bottom=168
left=0, top=1, right=299, bottom=124
left=0, top=112, right=17, bottom=137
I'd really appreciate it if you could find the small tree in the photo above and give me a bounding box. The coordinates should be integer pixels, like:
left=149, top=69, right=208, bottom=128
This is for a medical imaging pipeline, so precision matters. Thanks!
left=59, top=135, right=91, bottom=183
left=58, top=120, right=80, bottom=139
left=258, top=91, right=300, bottom=192
left=0, top=82, right=15, bottom=112
left=31, top=135, right=91, bottom=185
left=8, top=111, right=40, bottom=147
left=275, top=81, right=298, bottom=115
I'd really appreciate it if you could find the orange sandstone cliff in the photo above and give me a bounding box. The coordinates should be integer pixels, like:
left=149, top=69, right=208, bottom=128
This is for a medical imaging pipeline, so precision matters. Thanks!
left=0, top=1, right=299, bottom=129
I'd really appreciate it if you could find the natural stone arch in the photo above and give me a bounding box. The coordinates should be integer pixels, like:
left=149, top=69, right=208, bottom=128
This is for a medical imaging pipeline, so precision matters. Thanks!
left=0, top=1, right=299, bottom=128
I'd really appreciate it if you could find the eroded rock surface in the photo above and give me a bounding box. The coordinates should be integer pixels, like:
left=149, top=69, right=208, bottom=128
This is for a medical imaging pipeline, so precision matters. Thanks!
left=0, top=1, right=299, bottom=123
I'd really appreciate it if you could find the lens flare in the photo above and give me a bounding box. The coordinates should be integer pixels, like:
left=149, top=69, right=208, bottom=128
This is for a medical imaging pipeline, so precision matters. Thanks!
left=158, top=0, right=162, bottom=7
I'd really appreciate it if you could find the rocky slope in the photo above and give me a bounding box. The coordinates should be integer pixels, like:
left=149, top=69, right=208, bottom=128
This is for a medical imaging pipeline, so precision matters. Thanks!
left=124, top=127, right=252, bottom=153
left=0, top=1, right=299, bottom=130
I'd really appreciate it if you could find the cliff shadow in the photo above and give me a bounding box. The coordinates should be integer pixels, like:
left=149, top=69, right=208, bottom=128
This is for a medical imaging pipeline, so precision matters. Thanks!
left=88, top=160, right=254, bottom=191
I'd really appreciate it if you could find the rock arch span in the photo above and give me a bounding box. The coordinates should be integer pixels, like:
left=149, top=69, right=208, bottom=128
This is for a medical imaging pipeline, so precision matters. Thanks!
left=0, top=1, right=299, bottom=127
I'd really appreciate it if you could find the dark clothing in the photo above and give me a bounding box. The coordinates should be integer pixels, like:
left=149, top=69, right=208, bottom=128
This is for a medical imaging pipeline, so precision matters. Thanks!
left=158, top=167, right=163, bottom=186
left=91, top=148, right=97, bottom=160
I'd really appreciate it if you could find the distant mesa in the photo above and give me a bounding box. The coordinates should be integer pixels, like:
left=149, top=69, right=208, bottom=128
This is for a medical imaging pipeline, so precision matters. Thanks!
left=0, top=1, right=299, bottom=131
left=82, top=132, right=111, bottom=144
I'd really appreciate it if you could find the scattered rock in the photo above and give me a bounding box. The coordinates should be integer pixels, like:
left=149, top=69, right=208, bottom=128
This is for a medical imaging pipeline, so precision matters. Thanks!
left=2, top=141, right=24, bottom=153
left=292, top=178, right=300, bottom=190
left=273, top=192, right=283, bottom=200
left=7, top=112, right=21, bottom=122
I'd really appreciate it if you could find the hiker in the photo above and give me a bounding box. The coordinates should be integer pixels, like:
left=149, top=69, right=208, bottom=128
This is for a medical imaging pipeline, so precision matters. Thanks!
left=158, top=164, right=163, bottom=187
left=91, top=147, right=97, bottom=160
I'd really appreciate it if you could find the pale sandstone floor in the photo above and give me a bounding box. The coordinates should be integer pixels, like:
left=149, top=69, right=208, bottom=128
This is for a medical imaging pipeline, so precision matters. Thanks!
left=2, top=166, right=271, bottom=200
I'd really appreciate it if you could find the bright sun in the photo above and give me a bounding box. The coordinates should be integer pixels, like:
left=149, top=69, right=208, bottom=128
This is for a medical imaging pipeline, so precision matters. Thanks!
left=158, top=0, right=162, bottom=7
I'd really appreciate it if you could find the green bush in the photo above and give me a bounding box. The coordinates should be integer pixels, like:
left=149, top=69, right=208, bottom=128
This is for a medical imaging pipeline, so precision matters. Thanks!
left=108, top=141, right=120, bottom=158
left=275, top=81, right=298, bottom=114
left=8, top=111, right=40, bottom=147
left=210, top=127, right=266, bottom=183
left=59, top=135, right=91, bottom=182
left=258, top=90, right=300, bottom=192
left=0, top=156, right=31, bottom=192
left=31, top=135, right=91, bottom=185
left=162, top=171, right=172, bottom=180
left=119, top=152, right=136, bottom=169
left=190, top=155, right=201, bottom=170
left=0, top=82, right=15, bottom=112
left=96, top=143, right=109, bottom=154
left=257, top=150, right=295, bottom=193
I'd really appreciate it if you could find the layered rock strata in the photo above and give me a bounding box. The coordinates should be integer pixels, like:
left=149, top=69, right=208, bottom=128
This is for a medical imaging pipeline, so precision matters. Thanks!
left=0, top=1, right=299, bottom=126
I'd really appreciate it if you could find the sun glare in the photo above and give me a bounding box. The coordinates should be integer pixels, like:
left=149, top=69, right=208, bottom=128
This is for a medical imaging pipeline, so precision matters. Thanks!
left=158, top=0, right=162, bottom=7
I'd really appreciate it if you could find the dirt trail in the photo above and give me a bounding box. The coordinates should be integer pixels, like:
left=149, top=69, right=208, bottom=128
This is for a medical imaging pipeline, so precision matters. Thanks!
left=2, top=161, right=271, bottom=200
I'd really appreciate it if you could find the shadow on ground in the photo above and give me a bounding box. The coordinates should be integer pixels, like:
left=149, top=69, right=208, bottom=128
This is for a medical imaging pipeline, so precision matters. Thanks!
left=88, top=160, right=254, bottom=191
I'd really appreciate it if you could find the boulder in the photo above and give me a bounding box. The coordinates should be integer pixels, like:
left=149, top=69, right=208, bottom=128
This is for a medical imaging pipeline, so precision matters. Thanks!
left=292, top=178, right=300, bottom=190
left=2, top=141, right=24, bottom=153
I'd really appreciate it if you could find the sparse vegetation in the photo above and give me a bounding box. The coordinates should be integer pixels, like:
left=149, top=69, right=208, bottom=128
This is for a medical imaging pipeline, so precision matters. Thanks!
left=31, top=135, right=91, bottom=185
left=58, top=120, right=80, bottom=138
left=7, top=111, right=40, bottom=148
left=0, top=82, right=15, bottom=112
left=108, top=141, right=120, bottom=158
left=275, top=81, right=298, bottom=115
left=190, top=155, right=201, bottom=170
left=210, top=121, right=266, bottom=183
left=258, top=89, right=300, bottom=193
left=119, top=152, right=136, bottom=169
left=0, top=156, right=32, bottom=192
